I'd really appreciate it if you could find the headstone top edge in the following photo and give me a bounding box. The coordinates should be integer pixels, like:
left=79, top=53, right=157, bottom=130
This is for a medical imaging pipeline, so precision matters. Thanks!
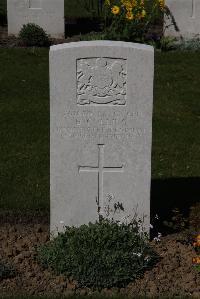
left=50, top=40, right=154, bottom=53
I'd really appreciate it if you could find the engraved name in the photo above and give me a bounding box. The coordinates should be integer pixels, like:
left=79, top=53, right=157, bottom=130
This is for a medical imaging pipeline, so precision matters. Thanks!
left=58, top=109, right=144, bottom=140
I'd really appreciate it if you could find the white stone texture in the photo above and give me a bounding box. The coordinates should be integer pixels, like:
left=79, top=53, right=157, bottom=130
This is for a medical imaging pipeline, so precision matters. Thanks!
left=165, top=0, right=200, bottom=38
left=50, top=41, right=154, bottom=235
left=7, top=0, right=64, bottom=38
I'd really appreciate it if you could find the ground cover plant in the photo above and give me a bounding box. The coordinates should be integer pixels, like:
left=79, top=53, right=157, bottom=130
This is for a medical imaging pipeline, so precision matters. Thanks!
left=37, top=218, right=159, bottom=289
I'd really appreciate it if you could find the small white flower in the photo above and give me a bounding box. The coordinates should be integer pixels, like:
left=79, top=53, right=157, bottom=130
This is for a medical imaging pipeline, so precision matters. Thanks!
left=153, top=232, right=162, bottom=242
left=132, top=252, right=142, bottom=257
left=150, top=224, right=154, bottom=229
left=117, top=221, right=122, bottom=226
left=155, top=214, right=159, bottom=220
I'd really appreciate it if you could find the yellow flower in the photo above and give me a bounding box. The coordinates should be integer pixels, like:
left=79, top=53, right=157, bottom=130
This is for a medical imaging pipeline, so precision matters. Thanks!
left=130, top=0, right=136, bottom=7
left=196, top=234, right=200, bottom=244
left=141, top=9, right=146, bottom=17
left=121, top=0, right=133, bottom=10
left=158, top=0, right=165, bottom=11
left=111, top=5, right=120, bottom=14
left=126, top=11, right=134, bottom=20
left=192, top=257, right=200, bottom=264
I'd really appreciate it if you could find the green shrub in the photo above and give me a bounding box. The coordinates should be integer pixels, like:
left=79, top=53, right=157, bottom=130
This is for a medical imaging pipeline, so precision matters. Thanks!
left=19, top=23, right=50, bottom=47
left=0, top=261, right=15, bottom=280
left=37, top=218, right=159, bottom=289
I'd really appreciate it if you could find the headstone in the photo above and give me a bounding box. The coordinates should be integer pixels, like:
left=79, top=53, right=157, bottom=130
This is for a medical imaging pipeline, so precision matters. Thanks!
left=50, top=41, right=154, bottom=235
left=165, top=0, right=200, bottom=38
left=7, top=0, right=64, bottom=38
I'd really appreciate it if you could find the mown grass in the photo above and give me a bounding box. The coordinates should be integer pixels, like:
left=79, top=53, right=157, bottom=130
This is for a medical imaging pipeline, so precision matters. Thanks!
left=0, top=49, right=200, bottom=212
left=0, top=48, right=49, bottom=211
left=152, top=51, right=200, bottom=178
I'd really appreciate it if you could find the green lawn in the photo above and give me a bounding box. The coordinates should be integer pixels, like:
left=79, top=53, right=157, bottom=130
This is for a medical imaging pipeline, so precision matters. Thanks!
left=153, top=52, right=200, bottom=178
left=0, top=48, right=49, bottom=211
left=0, top=48, right=200, bottom=212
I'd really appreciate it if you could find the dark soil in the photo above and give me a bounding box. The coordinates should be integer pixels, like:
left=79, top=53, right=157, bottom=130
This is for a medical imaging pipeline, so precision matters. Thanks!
left=0, top=209, right=199, bottom=298
left=0, top=35, right=81, bottom=49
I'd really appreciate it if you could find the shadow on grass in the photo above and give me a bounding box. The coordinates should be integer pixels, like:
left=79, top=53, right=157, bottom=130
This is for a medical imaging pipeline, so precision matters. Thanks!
left=151, top=177, right=200, bottom=235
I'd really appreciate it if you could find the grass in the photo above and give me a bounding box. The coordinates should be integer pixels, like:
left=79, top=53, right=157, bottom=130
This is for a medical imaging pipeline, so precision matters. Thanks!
left=0, top=49, right=200, bottom=212
left=152, top=51, right=200, bottom=178
left=0, top=48, right=49, bottom=211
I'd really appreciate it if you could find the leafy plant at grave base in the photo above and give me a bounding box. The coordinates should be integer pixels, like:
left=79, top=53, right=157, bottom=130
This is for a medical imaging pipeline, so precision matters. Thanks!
left=19, top=23, right=50, bottom=47
left=37, top=217, right=159, bottom=289
left=0, top=260, right=15, bottom=280
left=102, top=0, right=165, bottom=43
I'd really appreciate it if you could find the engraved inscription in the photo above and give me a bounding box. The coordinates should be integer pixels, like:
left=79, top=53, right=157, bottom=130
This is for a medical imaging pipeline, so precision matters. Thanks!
left=191, top=0, right=196, bottom=18
left=58, top=109, right=144, bottom=140
left=29, top=0, right=41, bottom=9
left=78, top=144, right=124, bottom=214
left=77, top=58, right=127, bottom=106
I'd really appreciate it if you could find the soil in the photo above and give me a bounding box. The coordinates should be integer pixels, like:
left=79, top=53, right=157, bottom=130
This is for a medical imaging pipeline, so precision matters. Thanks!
left=0, top=208, right=199, bottom=298
left=0, top=33, right=91, bottom=49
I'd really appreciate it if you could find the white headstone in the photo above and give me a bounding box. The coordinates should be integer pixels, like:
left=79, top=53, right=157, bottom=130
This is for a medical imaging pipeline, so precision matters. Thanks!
left=165, top=0, right=200, bottom=38
left=7, top=0, right=64, bottom=38
left=50, top=41, right=154, bottom=235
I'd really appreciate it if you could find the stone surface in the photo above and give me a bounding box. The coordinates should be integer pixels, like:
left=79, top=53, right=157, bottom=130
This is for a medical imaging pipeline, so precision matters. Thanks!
left=7, top=0, right=64, bottom=38
left=165, top=0, right=200, bottom=38
left=50, top=41, right=154, bottom=235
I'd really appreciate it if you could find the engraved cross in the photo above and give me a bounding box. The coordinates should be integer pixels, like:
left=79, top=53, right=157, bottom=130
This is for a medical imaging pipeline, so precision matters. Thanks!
left=78, top=144, right=124, bottom=213
left=191, top=0, right=196, bottom=18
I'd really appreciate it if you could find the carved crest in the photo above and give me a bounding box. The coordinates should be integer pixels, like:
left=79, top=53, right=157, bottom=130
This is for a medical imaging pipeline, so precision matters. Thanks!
left=77, top=58, right=127, bottom=105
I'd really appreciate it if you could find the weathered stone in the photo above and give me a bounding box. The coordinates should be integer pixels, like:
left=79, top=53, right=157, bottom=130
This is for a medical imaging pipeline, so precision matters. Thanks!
left=7, top=0, right=64, bottom=38
left=165, top=0, right=200, bottom=38
left=50, top=41, right=154, bottom=235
